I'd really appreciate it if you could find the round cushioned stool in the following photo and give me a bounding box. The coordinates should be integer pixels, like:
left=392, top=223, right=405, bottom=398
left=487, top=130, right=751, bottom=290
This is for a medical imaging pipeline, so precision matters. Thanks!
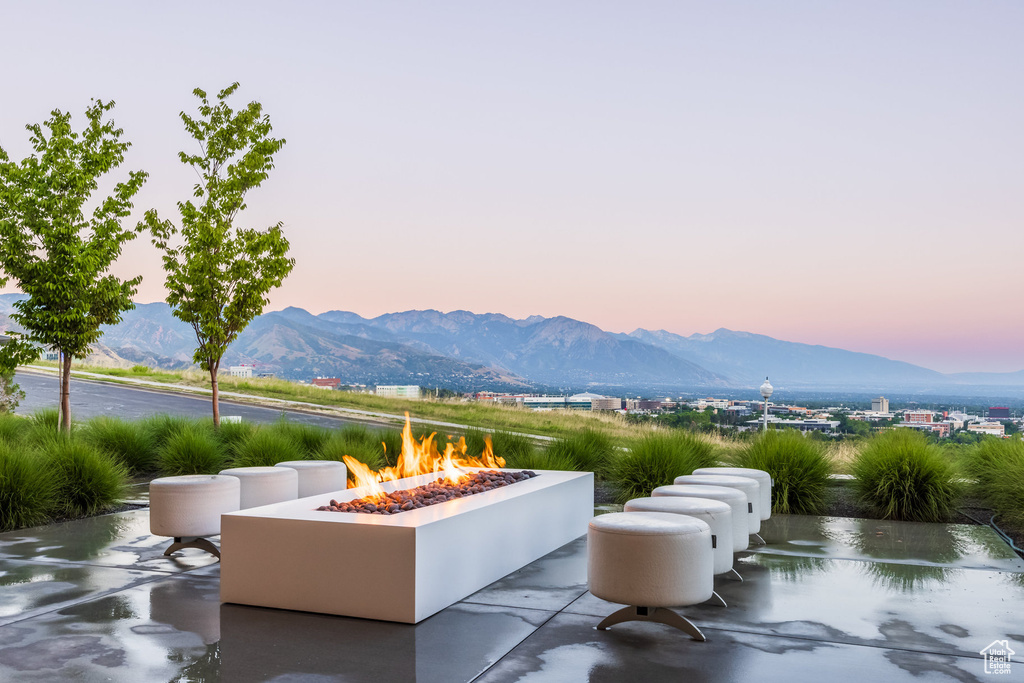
left=692, top=467, right=772, bottom=521
left=150, top=475, right=240, bottom=559
left=652, top=484, right=750, bottom=552
left=219, top=466, right=299, bottom=509
left=588, top=511, right=714, bottom=641
left=624, top=496, right=741, bottom=588
left=274, top=461, right=347, bottom=498
left=673, top=474, right=762, bottom=542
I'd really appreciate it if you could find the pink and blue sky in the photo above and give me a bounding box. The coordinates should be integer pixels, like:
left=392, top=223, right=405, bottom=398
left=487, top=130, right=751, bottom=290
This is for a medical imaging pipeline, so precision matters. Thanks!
left=1, top=2, right=1021, bottom=373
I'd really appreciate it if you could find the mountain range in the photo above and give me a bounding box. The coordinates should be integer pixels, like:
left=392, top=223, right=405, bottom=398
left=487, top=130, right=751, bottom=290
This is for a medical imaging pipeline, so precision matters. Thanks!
left=2, top=293, right=1022, bottom=396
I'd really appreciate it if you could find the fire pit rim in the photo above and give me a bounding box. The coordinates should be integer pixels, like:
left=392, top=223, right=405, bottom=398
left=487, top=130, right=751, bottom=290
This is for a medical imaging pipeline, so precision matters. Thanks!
left=224, top=468, right=577, bottom=528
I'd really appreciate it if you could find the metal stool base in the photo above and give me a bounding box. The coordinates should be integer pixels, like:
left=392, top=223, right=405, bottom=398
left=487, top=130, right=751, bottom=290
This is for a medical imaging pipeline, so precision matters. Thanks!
left=595, top=605, right=706, bottom=641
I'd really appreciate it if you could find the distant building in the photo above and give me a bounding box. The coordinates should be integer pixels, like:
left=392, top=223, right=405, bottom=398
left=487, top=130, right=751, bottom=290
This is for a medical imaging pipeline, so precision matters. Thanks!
left=311, top=377, right=341, bottom=390
left=988, top=407, right=1011, bottom=420
left=746, top=417, right=841, bottom=433
left=968, top=422, right=1005, bottom=437
left=871, top=397, right=889, bottom=413
left=904, top=411, right=934, bottom=424
left=229, top=365, right=253, bottom=378
left=895, top=422, right=951, bottom=438
left=590, top=396, right=623, bottom=411
left=375, top=385, right=421, bottom=399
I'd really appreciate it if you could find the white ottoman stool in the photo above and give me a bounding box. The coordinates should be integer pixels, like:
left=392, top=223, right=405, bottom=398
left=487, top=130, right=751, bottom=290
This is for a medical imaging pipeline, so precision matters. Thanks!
left=274, top=460, right=348, bottom=498
left=673, top=474, right=762, bottom=543
left=692, top=467, right=772, bottom=521
left=652, top=484, right=750, bottom=553
left=588, top=512, right=714, bottom=640
left=624, top=496, right=740, bottom=589
left=150, top=475, right=240, bottom=559
left=219, top=466, right=299, bottom=509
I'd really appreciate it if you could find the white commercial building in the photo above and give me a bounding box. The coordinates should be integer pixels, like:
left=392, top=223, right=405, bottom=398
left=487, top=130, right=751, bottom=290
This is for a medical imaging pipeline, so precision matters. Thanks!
left=967, top=422, right=1005, bottom=437
left=229, top=366, right=253, bottom=378
left=375, top=385, right=422, bottom=399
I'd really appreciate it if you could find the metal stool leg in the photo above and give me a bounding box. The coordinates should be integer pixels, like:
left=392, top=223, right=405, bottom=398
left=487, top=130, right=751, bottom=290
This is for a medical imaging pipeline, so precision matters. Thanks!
left=596, top=605, right=706, bottom=641
left=164, top=536, right=220, bottom=559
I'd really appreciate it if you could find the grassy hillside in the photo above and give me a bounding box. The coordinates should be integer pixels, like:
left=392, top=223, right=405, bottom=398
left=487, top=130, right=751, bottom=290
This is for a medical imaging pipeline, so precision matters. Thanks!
left=26, top=362, right=648, bottom=441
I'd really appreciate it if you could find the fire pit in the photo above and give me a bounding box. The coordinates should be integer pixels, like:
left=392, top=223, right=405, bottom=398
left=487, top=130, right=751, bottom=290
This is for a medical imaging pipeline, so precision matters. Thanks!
left=220, top=419, right=593, bottom=623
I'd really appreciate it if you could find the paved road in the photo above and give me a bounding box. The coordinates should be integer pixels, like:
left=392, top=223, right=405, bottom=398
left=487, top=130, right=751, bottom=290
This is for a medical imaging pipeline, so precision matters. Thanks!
left=13, top=371, right=374, bottom=431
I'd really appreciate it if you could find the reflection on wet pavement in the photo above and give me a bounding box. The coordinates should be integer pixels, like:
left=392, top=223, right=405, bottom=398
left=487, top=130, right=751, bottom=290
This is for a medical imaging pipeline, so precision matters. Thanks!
left=0, top=509, right=1019, bottom=681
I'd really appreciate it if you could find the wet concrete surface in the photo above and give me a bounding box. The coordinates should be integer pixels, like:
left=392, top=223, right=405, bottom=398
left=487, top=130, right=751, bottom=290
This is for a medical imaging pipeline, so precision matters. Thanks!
left=0, top=509, right=1019, bottom=682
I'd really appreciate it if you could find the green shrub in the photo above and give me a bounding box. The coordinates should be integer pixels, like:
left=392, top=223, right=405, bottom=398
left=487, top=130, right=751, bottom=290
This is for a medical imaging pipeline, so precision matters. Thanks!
left=0, top=413, right=26, bottom=444
left=80, top=417, right=158, bottom=474
left=547, top=429, right=616, bottom=476
left=380, top=429, right=403, bottom=466
left=144, top=414, right=202, bottom=451
left=158, top=426, right=226, bottom=475
left=852, top=430, right=961, bottom=522
left=270, top=420, right=332, bottom=457
left=491, top=431, right=536, bottom=466
left=130, top=365, right=149, bottom=374
left=24, top=409, right=64, bottom=446
left=461, top=429, right=489, bottom=457
left=612, top=432, right=717, bottom=503
left=502, top=448, right=578, bottom=472
left=0, top=441, right=55, bottom=530
left=214, top=420, right=258, bottom=458
left=315, top=433, right=385, bottom=470
left=232, top=429, right=304, bottom=468
left=737, top=429, right=832, bottom=515
left=964, top=438, right=1024, bottom=527
left=43, top=439, right=127, bottom=518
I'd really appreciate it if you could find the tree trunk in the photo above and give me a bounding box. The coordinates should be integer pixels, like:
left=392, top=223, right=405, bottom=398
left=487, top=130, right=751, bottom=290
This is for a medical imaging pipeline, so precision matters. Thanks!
left=210, top=363, right=220, bottom=428
left=60, top=351, right=72, bottom=433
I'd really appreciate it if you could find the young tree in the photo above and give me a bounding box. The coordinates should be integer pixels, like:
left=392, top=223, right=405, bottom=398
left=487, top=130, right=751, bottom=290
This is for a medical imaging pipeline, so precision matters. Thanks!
left=0, top=101, right=147, bottom=431
left=144, top=83, right=294, bottom=427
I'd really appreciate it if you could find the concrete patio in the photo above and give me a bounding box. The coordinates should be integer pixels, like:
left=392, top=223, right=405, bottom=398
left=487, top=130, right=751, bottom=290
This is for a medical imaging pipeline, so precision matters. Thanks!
left=0, top=489, right=1021, bottom=682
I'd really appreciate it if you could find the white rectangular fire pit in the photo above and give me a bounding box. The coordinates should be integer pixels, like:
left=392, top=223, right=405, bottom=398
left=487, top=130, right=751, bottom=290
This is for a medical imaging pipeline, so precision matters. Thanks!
left=220, top=469, right=593, bottom=623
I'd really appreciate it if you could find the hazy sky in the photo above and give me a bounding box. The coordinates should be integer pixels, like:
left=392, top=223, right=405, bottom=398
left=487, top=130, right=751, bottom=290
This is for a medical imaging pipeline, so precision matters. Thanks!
left=1, top=2, right=1021, bottom=373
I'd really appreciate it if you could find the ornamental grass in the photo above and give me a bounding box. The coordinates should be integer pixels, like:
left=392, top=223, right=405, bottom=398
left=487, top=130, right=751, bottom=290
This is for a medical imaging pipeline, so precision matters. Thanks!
left=613, top=431, right=718, bottom=504
left=852, top=429, right=961, bottom=522
left=736, top=429, right=832, bottom=515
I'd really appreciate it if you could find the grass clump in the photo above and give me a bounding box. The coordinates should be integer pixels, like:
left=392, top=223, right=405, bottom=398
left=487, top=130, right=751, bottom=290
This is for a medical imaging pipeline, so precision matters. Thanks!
left=491, top=431, right=536, bottom=467
left=852, top=429, right=961, bottom=522
left=214, top=419, right=258, bottom=458
left=81, top=417, right=158, bottom=474
left=502, top=448, right=578, bottom=472
left=546, top=429, right=616, bottom=476
left=0, top=413, right=27, bottom=444
left=0, top=441, right=56, bottom=530
left=316, top=433, right=386, bottom=470
left=612, top=432, right=717, bottom=503
left=144, top=414, right=202, bottom=451
left=270, top=420, right=332, bottom=457
left=159, top=426, right=226, bottom=475
left=737, top=429, right=832, bottom=515
left=232, top=429, right=305, bottom=468
left=461, top=429, right=489, bottom=457
left=43, top=439, right=127, bottom=518
left=964, top=437, right=1024, bottom=528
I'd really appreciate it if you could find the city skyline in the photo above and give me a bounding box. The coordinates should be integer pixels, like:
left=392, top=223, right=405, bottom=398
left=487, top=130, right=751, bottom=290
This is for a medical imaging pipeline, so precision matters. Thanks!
left=1, top=2, right=1021, bottom=374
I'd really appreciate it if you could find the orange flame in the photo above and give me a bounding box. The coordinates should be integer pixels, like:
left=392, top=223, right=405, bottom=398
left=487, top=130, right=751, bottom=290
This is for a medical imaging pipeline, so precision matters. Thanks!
left=342, top=413, right=506, bottom=503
